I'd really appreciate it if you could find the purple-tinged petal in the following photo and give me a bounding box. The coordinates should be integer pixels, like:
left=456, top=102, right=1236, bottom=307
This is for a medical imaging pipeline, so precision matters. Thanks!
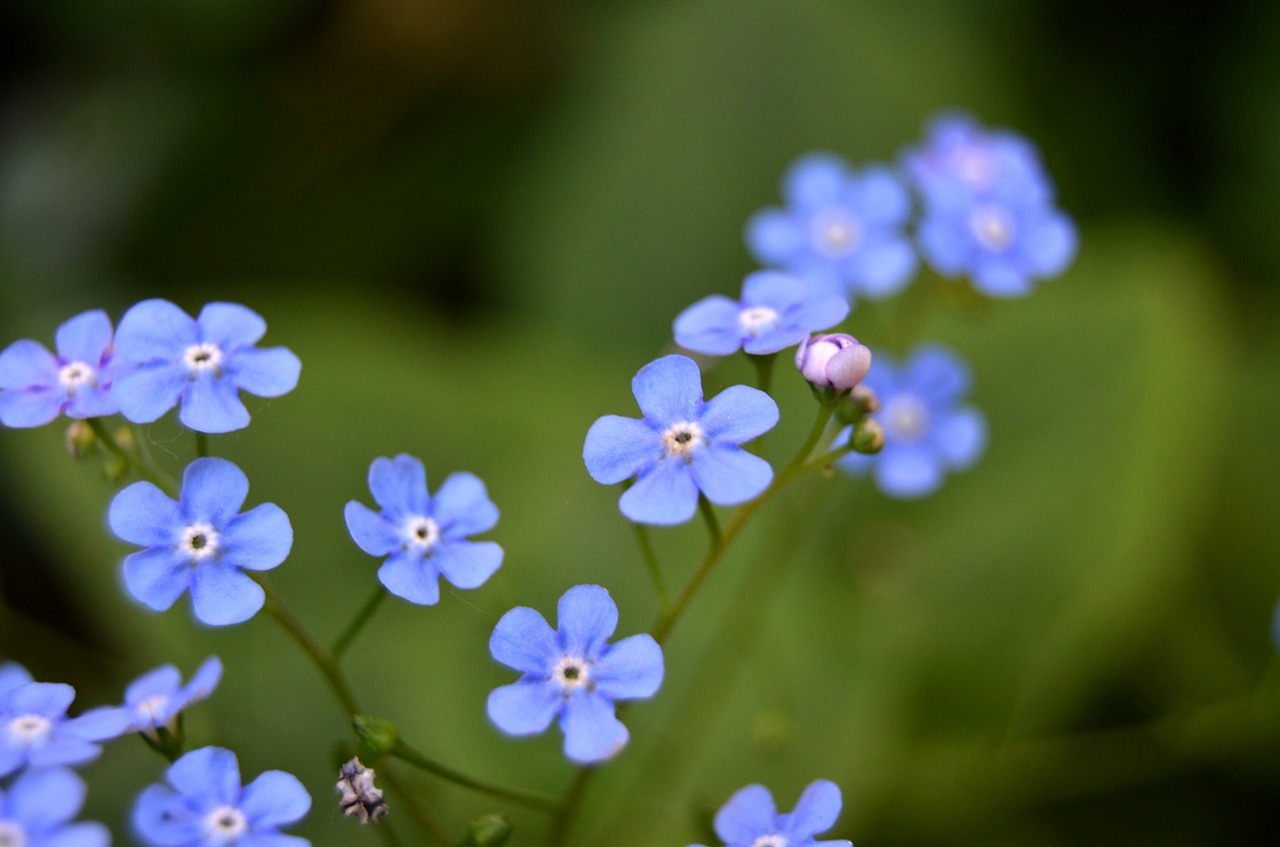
left=699, top=385, right=779, bottom=445
left=619, top=459, right=699, bottom=525
left=490, top=607, right=559, bottom=674
left=740, top=328, right=809, bottom=357
left=9, top=767, right=86, bottom=828
left=110, top=482, right=182, bottom=546
left=344, top=502, right=400, bottom=556
left=631, top=355, right=703, bottom=428
left=368, top=454, right=428, bottom=517
left=41, top=822, right=112, bottom=847
left=673, top=296, right=743, bottom=356
left=240, top=770, right=311, bottom=827
left=583, top=416, right=661, bottom=485
left=592, top=634, right=663, bottom=701
left=874, top=445, right=943, bottom=500
left=133, top=783, right=200, bottom=846
left=190, top=563, right=265, bottom=626
left=123, top=548, right=193, bottom=611
left=560, top=689, right=628, bottom=764
left=903, top=346, right=971, bottom=404
left=434, top=541, right=502, bottom=590
left=432, top=472, right=498, bottom=537
left=714, top=784, right=776, bottom=843
left=0, top=387, right=64, bottom=427
left=65, top=706, right=130, bottom=741
left=115, top=300, right=197, bottom=362
left=780, top=779, right=843, bottom=840
left=8, top=682, right=75, bottom=716
left=851, top=239, right=917, bottom=299
left=222, top=503, right=292, bottom=571
left=783, top=154, right=847, bottom=209
left=933, top=407, right=987, bottom=470
left=556, top=584, right=618, bottom=659
left=181, top=457, right=249, bottom=525
left=487, top=680, right=563, bottom=736
left=0, top=662, right=33, bottom=698
left=196, top=302, right=266, bottom=349
left=225, top=347, right=301, bottom=398
left=179, top=377, right=250, bottom=433
left=111, top=360, right=187, bottom=424
left=54, top=311, right=112, bottom=364
left=745, top=209, right=804, bottom=264
left=0, top=340, right=58, bottom=389
left=167, top=746, right=241, bottom=804
left=690, top=445, right=772, bottom=506
left=378, top=550, right=439, bottom=605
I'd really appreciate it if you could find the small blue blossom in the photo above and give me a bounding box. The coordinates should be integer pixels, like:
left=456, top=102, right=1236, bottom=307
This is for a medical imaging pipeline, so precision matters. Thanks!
left=112, top=300, right=301, bottom=434
left=746, top=154, right=917, bottom=303
left=0, top=310, right=132, bottom=428
left=0, top=679, right=129, bottom=777
left=344, top=454, right=503, bottom=606
left=121, top=657, right=222, bottom=735
left=836, top=344, right=986, bottom=499
left=487, top=584, right=663, bottom=764
left=905, top=111, right=1077, bottom=297
left=689, top=779, right=852, bottom=847
left=674, top=271, right=849, bottom=357
left=133, top=746, right=311, bottom=847
left=0, top=767, right=110, bottom=847
left=109, top=457, right=293, bottom=626
left=583, top=355, right=778, bottom=525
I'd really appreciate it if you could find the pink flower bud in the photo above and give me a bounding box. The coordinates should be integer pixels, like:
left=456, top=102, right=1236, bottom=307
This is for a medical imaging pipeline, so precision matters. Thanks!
left=795, top=333, right=872, bottom=390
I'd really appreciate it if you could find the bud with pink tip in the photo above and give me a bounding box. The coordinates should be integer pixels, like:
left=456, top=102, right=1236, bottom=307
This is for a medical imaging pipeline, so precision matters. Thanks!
left=795, top=333, right=872, bottom=390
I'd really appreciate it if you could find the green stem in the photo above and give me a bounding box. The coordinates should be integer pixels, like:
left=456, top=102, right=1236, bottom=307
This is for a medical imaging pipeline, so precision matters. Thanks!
left=633, top=524, right=669, bottom=611
left=541, top=769, right=593, bottom=847
left=332, top=586, right=389, bottom=660
left=377, top=761, right=452, bottom=845
left=85, top=417, right=175, bottom=492
left=749, top=352, right=778, bottom=396
left=697, top=494, right=722, bottom=548
left=194, top=431, right=210, bottom=458
left=391, top=739, right=560, bottom=813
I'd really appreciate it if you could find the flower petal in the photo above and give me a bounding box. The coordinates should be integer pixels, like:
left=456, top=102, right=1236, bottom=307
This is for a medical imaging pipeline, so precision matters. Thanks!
left=619, top=459, right=699, bottom=525
left=556, top=584, right=618, bottom=659
left=592, top=634, right=663, bottom=701
left=368, top=454, right=428, bottom=516
left=714, top=783, right=776, bottom=843
left=780, top=779, right=843, bottom=840
left=225, top=347, right=301, bottom=398
left=190, top=563, right=265, bottom=626
left=434, top=541, right=502, bottom=590
left=123, top=548, right=193, bottom=611
left=783, top=153, right=847, bottom=209
left=10, top=767, right=87, bottom=829
left=6, top=682, right=74, bottom=716
left=236, top=834, right=311, bottom=847
left=432, top=472, right=498, bottom=537
left=745, top=208, right=804, bottom=264
left=125, top=665, right=181, bottom=711
left=179, top=657, right=224, bottom=707
left=344, top=502, right=401, bottom=556
left=673, top=295, right=743, bottom=356
left=64, top=384, right=119, bottom=419
left=65, top=705, right=131, bottom=741
left=487, top=680, right=563, bottom=736
left=179, top=376, right=250, bottom=433
left=855, top=167, right=912, bottom=223
left=560, top=689, right=628, bottom=764
left=378, top=550, right=439, bottom=605
left=740, top=270, right=807, bottom=308
left=699, top=385, right=779, bottom=445
left=168, top=746, right=241, bottom=804
left=873, top=444, right=944, bottom=499
left=181, top=457, right=249, bottom=525
left=903, top=346, right=971, bottom=405
left=110, top=482, right=182, bottom=546
left=27, top=734, right=101, bottom=770
left=55, top=310, right=113, bottom=364
left=197, top=302, right=266, bottom=349
left=111, top=361, right=187, bottom=424
left=787, top=291, right=850, bottom=335
left=222, top=503, right=292, bottom=571
left=490, top=606, right=559, bottom=674
left=972, top=259, right=1032, bottom=298
left=851, top=239, right=917, bottom=299
left=115, top=300, right=197, bottom=362
left=933, top=406, right=987, bottom=470
left=690, top=445, right=773, bottom=506
left=38, top=821, right=112, bottom=847
left=583, top=415, right=661, bottom=485
left=240, top=770, right=311, bottom=828
left=0, top=386, right=63, bottom=428
left=0, top=338, right=59, bottom=389
left=133, top=784, right=200, bottom=847
left=631, top=355, right=702, bottom=428
left=1024, top=212, right=1077, bottom=276
left=0, top=663, right=33, bottom=698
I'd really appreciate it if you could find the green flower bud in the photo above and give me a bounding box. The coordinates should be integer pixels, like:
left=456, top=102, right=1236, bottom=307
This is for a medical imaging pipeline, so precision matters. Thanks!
left=851, top=418, right=885, bottom=454
left=464, top=813, right=513, bottom=847
left=353, top=715, right=399, bottom=755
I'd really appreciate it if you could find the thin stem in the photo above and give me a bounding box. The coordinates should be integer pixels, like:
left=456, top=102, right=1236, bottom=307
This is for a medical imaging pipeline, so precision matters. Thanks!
left=377, top=761, right=452, bottom=845
left=391, top=739, right=560, bottom=813
left=632, top=523, right=669, bottom=611
left=749, top=352, right=778, bottom=396
left=332, top=586, right=389, bottom=660
left=697, top=494, right=722, bottom=548
left=85, top=417, right=176, bottom=492
left=194, top=431, right=210, bottom=458
left=541, top=769, right=593, bottom=847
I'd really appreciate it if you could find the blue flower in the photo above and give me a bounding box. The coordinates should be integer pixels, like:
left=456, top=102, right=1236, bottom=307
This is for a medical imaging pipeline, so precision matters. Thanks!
left=746, top=154, right=917, bottom=303
left=583, top=355, right=778, bottom=525
left=344, top=454, right=503, bottom=605
left=487, top=584, right=663, bottom=764
left=133, top=746, right=311, bottom=847
left=112, top=300, right=301, bottom=434
left=0, top=767, right=110, bottom=847
left=689, top=779, right=851, bottom=847
left=674, top=271, right=849, bottom=357
left=121, top=657, right=222, bottom=735
left=109, top=457, right=293, bottom=626
left=905, top=111, right=1077, bottom=297
left=836, top=344, right=986, bottom=499
left=0, top=310, right=132, bottom=428
left=0, top=679, right=129, bottom=777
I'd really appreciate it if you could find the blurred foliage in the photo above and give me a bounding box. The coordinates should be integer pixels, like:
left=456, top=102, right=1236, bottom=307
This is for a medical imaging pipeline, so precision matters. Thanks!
left=2, top=1, right=1279, bottom=845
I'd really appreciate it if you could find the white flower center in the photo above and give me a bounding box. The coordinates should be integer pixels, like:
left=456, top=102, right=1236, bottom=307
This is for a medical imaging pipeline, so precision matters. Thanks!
left=811, top=210, right=861, bottom=258
left=969, top=204, right=1016, bottom=252
left=137, top=693, right=171, bottom=723
left=883, top=394, right=929, bottom=442
left=7, top=714, right=52, bottom=747
left=0, top=822, right=28, bottom=847
left=404, top=516, right=440, bottom=552
left=738, top=305, right=780, bottom=337
left=750, top=836, right=790, bottom=847
left=204, top=806, right=247, bottom=842
left=661, top=421, right=703, bottom=460
left=57, top=360, right=96, bottom=392
left=552, top=656, right=591, bottom=692
left=183, top=342, right=224, bottom=374
left=182, top=523, right=220, bottom=560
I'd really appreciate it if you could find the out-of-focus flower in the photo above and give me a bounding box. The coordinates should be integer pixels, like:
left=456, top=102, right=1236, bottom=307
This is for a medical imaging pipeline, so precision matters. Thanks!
left=674, top=271, right=848, bottom=356
left=0, top=767, right=109, bottom=847
left=794, top=333, right=872, bottom=391
left=0, top=680, right=129, bottom=777
left=688, top=779, right=852, bottom=847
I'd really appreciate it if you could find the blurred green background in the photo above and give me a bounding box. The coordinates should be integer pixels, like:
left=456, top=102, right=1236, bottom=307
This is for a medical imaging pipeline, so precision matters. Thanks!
left=2, top=0, right=1279, bottom=845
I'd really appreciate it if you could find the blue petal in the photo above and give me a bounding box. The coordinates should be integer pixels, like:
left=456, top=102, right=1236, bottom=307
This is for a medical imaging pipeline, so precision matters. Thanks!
left=487, top=680, right=563, bottom=735
left=851, top=239, right=917, bottom=299
left=179, top=657, right=224, bottom=708
left=0, top=387, right=65, bottom=428
left=180, top=376, right=250, bottom=433
left=65, top=706, right=130, bottom=741
left=933, top=407, right=987, bottom=470
left=917, top=219, right=971, bottom=277
left=55, top=311, right=112, bottom=364
left=780, top=779, right=843, bottom=840
left=874, top=445, right=944, bottom=499
left=378, top=550, right=439, bottom=605
left=592, top=634, right=663, bottom=701
left=0, top=340, right=58, bottom=390
left=740, top=270, right=807, bottom=309
left=741, top=328, right=809, bottom=357
left=225, top=347, right=301, bottom=398
left=434, top=541, right=502, bottom=590
left=556, top=584, right=618, bottom=659
left=197, top=302, right=267, bottom=349
left=432, top=472, right=498, bottom=537
left=368, top=454, right=428, bottom=516
left=854, top=167, right=911, bottom=223
left=110, top=482, right=182, bottom=547
left=237, top=835, right=310, bottom=847
left=38, top=821, right=111, bottom=847
left=560, top=689, right=628, bottom=764
left=583, top=416, right=661, bottom=485
left=116, top=300, right=197, bottom=361
left=490, top=606, right=559, bottom=674
left=0, top=663, right=33, bottom=698
left=168, top=746, right=241, bottom=804
left=972, top=259, right=1032, bottom=297
left=64, top=385, right=119, bottom=419
left=190, top=563, right=265, bottom=626
left=699, top=385, right=779, bottom=445
left=619, top=459, right=699, bottom=525
left=745, top=209, right=803, bottom=264
left=714, top=783, right=776, bottom=843
left=0, top=747, right=23, bottom=777
left=783, top=153, right=847, bottom=209
left=903, top=346, right=971, bottom=404
left=9, top=766, right=86, bottom=827
left=6, top=682, right=74, bottom=716
left=787, top=292, right=850, bottom=335
left=344, top=502, right=400, bottom=556
left=133, top=784, right=201, bottom=846
left=1024, top=211, right=1077, bottom=276
left=125, top=665, right=181, bottom=711
left=222, top=503, right=292, bottom=571
left=673, top=296, right=743, bottom=356
left=691, top=445, right=773, bottom=506
left=111, top=361, right=187, bottom=424
left=631, top=355, right=703, bottom=428
left=27, top=735, right=101, bottom=770
left=123, top=548, right=193, bottom=611
left=181, top=457, right=249, bottom=525
left=240, top=770, right=311, bottom=828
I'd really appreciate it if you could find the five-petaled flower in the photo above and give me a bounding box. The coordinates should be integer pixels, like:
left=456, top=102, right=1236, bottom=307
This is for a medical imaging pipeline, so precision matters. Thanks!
left=109, top=457, right=293, bottom=626
left=673, top=271, right=848, bottom=357
left=689, top=779, right=852, bottom=847
left=0, top=767, right=109, bottom=847
left=112, top=299, right=301, bottom=433
left=487, top=584, right=663, bottom=764
left=583, top=355, right=778, bottom=525
left=344, top=454, right=503, bottom=605
left=0, top=309, right=132, bottom=428
left=0, top=667, right=129, bottom=777
left=133, top=746, right=311, bottom=847
left=120, top=656, right=223, bottom=736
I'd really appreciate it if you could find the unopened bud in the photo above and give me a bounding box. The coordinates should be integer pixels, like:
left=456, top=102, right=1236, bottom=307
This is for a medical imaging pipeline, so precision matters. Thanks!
left=352, top=715, right=399, bottom=755
left=464, top=814, right=513, bottom=847
left=113, top=425, right=136, bottom=453
left=795, top=333, right=872, bottom=390
left=337, top=757, right=388, bottom=824
left=835, top=384, right=880, bottom=425
left=64, top=421, right=96, bottom=459
left=851, top=418, right=885, bottom=454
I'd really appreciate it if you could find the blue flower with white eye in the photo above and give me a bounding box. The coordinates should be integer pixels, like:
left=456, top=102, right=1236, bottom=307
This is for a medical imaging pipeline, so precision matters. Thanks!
left=0, top=678, right=129, bottom=777
left=109, top=457, right=293, bottom=626
left=487, top=584, right=663, bottom=764
left=836, top=344, right=986, bottom=499
left=111, top=300, right=300, bottom=433
left=583, top=355, right=778, bottom=525
left=674, top=271, right=849, bottom=357
left=746, top=154, right=917, bottom=303
left=0, top=767, right=110, bottom=847
left=133, top=746, right=311, bottom=847
left=0, top=310, right=132, bottom=428
left=344, top=454, right=503, bottom=606
left=121, top=657, right=222, bottom=735
left=689, top=779, right=852, bottom=847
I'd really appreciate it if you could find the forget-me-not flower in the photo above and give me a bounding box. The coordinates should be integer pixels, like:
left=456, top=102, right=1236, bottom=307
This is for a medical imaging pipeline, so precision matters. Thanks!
left=836, top=344, right=986, bottom=499
left=746, top=154, right=917, bottom=303
left=0, top=678, right=129, bottom=777
left=583, top=355, right=778, bottom=525
left=690, top=779, right=852, bottom=847
left=487, top=584, right=663, bottom=764
left=0, top=310, right=132, bottom=428
left=109, top=457, right=293, bottom=626
left=112, top=300, right=301, bottom=433
left=120, top=656, right=222, bottom=736
left=674, top=271, right=848, bottom=357
left=133, top=746, right=311, bottom=847
left=0, top=767, right=109, bottom=847
left=344, top=454, right=503, bottom=605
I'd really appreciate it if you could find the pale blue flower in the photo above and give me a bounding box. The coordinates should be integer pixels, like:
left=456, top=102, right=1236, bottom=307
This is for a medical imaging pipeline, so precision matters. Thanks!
left=0, top=679, right=129, bottom=777
left=674, top=271, right=848, bottom=356
left=0, top=767, right=109, bottom=847
left=121, top=657, right=223, bottom=735
left=689, top=779, right=852, bottom=847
